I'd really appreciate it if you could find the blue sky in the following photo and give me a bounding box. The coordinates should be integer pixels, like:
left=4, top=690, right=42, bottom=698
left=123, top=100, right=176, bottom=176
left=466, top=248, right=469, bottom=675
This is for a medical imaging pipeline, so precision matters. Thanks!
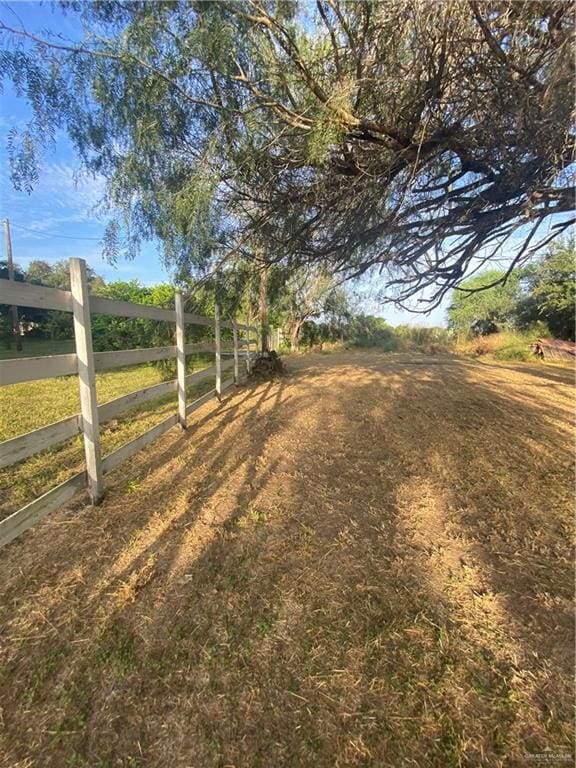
left=0, top=2, right=171, bottom=288
left=0, top=2, right=568, bottom=328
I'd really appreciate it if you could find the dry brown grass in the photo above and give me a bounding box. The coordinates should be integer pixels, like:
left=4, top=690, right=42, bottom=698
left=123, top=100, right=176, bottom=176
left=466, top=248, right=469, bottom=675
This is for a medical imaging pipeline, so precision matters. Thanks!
left=0, top=350, right=573, bottom=768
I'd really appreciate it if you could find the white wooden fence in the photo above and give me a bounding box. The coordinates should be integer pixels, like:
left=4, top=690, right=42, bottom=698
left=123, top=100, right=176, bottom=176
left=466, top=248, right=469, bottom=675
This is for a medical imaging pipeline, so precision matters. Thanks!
left=0, top=258, right=258, bottom=549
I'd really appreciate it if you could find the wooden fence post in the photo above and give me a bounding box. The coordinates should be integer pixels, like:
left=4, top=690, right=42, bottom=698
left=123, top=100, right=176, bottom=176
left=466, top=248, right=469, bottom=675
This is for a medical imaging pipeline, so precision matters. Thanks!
left=70, top=257, right=103, bottom=504
left=245, top=323, right=251, bottom=374
left=215, top=303, right=222, bottom=399
left=233, top=321, right=240, bottom=385
left=3, top=218, right=22, bottom=352
left=175, top=291, right=186, bottom=428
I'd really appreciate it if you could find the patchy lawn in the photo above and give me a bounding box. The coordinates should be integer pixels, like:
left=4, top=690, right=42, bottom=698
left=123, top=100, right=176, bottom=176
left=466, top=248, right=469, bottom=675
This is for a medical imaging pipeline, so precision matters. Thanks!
left=0, top=356, right=233, bottom=519
left=0, top=351, right=573, bottom=767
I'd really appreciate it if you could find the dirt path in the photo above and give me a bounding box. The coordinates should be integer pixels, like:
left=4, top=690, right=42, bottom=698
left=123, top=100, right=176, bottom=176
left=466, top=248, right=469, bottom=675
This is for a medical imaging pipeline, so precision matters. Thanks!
left=0, top=351, right=573, bottom=768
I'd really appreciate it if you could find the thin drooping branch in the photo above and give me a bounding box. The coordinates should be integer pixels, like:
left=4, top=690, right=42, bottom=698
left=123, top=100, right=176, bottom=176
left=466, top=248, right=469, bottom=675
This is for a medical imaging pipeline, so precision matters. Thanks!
left=0, top=0, right=573, bottom=302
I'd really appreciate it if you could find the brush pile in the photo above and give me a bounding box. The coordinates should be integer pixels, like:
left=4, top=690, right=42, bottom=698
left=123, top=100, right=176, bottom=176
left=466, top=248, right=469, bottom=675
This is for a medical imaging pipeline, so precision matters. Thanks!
left=249, top=350, right=285, bottom=378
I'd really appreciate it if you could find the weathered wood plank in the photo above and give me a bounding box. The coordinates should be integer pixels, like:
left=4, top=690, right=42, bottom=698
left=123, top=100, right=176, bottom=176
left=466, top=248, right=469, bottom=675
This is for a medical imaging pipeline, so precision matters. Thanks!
left=185, top=365, right=216, bottom=386
left=245, top=323, right=252, bottom=374
left=71, top=258, right=103, bottom=504
left=233, top=322, right=239, bottom=384
left=184, top=359, right=233, bottom=387
left=0, top=414, right=81, bottom=469
left=183, top=312, right=215, bottom=328
left=0, top=282, right=253, bottom=330
left=101, top=414, right=178, bottom=473
left=185, top=388, right=216, bottom=416
left=185, top=342, right=214, bottom=355
left=0, top=471, right=87, bottom=549
left=0, top=279, right=73, bottom=312
left=98, top=379, right=177, bottom=422
left=0, top=363, right=235, bottom=469
left=0, top=375, right=182, bottom=468
left=215, top=303, right=222, bottom=399
left=90, top=295, right=175, bottom=323
left=92, top=296, right=234, bottom=330
left=175, top=292, right=187, bottom=428
left=93, top=345, right=176, bottom=371
left=0, top=353, right=78, bottom=385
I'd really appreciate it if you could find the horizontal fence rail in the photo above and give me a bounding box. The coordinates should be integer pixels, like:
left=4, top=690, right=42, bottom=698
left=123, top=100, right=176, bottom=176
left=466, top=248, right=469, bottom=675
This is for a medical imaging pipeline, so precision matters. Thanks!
left=1, top=353, right=78, bottom=385
left=0, top=280, right=73, bottom=312
left=0, top=262, right=267, bottom=549
left=98, top=378, right=177, bottom=423
left=0, top=414, right=81, bottom=469
left=0, top=472, right=87, bottom=549
left=93, top=345, right=178, bottom=371
left=90, top=296, right=176, bottom=323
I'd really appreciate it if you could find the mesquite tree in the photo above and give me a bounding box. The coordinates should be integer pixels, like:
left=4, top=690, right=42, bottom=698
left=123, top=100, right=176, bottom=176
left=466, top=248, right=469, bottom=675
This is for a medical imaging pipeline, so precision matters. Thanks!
left=279, top=267, right=336, bottom=350
left=0, top=1, right=573, bottom=308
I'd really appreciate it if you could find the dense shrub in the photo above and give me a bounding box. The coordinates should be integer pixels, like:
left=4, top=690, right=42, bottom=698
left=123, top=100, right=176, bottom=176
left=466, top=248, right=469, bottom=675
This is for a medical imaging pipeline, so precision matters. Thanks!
left=454, top=331, right=536, bottom=361
left=493, top=344, right=532, bottom=362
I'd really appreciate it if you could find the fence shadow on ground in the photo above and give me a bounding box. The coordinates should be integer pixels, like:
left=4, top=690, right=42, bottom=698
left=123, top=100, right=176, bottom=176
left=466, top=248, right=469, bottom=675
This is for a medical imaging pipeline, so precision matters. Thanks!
left=0, top=351, right=573, bottom=768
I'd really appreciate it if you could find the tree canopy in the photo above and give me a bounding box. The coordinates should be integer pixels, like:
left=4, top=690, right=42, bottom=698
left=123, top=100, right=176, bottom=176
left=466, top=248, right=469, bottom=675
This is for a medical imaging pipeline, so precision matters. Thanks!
left=447, top=268, right=524, bottom=335
left=522, top=237, right=576, bottom=340
left=1, top=1, right=574, bottom=307
left=448, top=237, right=576, bottom=340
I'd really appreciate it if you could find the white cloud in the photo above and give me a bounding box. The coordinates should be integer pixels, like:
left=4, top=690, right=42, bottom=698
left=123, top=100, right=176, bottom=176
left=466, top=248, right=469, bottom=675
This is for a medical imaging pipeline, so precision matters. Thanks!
left=32, top=161, right=107, bottom=213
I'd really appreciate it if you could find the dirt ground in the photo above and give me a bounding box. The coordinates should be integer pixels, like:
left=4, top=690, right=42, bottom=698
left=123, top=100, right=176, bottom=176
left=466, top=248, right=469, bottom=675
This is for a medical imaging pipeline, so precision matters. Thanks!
left=0, top=350, right=573, bottom=768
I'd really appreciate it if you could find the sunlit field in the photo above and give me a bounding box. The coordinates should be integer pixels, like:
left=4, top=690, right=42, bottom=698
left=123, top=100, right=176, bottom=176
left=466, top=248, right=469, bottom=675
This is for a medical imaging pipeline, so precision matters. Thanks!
left=0, top=350, right=573, bottom=767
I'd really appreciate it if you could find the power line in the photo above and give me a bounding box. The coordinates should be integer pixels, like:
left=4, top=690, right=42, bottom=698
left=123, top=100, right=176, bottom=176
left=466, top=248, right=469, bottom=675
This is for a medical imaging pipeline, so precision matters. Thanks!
left=8, top=222, right=103, bottom=241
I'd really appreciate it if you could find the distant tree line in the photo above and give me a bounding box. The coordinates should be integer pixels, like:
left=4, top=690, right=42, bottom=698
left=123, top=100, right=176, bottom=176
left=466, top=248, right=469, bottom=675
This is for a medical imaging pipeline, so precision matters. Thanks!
left=1, top=258, right=451, bottom=356
left=0, top=260, right=186, bottom=353
left=3, top=237, right=571, bottom=359
left=448, top=238, right=575, bottom=341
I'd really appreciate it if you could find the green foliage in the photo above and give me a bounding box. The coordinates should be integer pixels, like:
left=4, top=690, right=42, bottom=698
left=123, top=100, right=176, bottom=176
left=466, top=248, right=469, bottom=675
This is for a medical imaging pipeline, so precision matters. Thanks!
left=292, top=313, right=453, bottom=354
left=90, top=280, right=173, bottom=352
left=492, top=344, right=532, bottom=362
left=0, top=260, right=25, bottom=282
left=393, top=326, right=452, bottom=348
left=454, top=329, right=541, bottom=361
left=0, top=260, right=26, bottom=347
left=0, top=1, right=571, bottom=301
left=448, top=238, right=575, bottom=342
left=323, top=288, right=352, bottom=340
left=273, top=266, right=338, bottom=350
left=528, top=238, right=575, bottom=341
left=448, top=270, right=523, bottom=335
left=349, top=315, right=396, bottom=348
left=43, top=311, right=73, bottom=341
left=12, top=260, right=106, bottom=342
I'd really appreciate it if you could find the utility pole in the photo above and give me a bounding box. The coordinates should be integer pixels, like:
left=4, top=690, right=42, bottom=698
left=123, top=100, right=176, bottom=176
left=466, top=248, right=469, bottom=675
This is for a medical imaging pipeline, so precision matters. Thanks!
left=3, top=218, right=22, bottom=352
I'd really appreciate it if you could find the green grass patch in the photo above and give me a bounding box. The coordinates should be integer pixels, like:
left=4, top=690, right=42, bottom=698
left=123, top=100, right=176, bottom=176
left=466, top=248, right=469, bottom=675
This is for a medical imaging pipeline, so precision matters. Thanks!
left=1, top=353, right=218, bottom=441
left=492, top=344, right=533, bottom=362
left=0, top=355, right=234, bottom=519
left=1, top=366, right=166, bottom=441
left=0, top=338, right=76, bottom=360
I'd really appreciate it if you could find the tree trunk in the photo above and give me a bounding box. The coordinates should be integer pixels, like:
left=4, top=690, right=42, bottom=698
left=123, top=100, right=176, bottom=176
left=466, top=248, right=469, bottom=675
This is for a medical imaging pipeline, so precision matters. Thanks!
left=258, top=260, right=269, bottom=353
left=290, top=319, right=304, bottom=351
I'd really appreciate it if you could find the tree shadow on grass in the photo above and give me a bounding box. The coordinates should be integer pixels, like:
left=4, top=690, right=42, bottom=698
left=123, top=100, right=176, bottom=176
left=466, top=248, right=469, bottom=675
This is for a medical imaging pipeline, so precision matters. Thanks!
left=0, top=352, right=573, bottom=768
